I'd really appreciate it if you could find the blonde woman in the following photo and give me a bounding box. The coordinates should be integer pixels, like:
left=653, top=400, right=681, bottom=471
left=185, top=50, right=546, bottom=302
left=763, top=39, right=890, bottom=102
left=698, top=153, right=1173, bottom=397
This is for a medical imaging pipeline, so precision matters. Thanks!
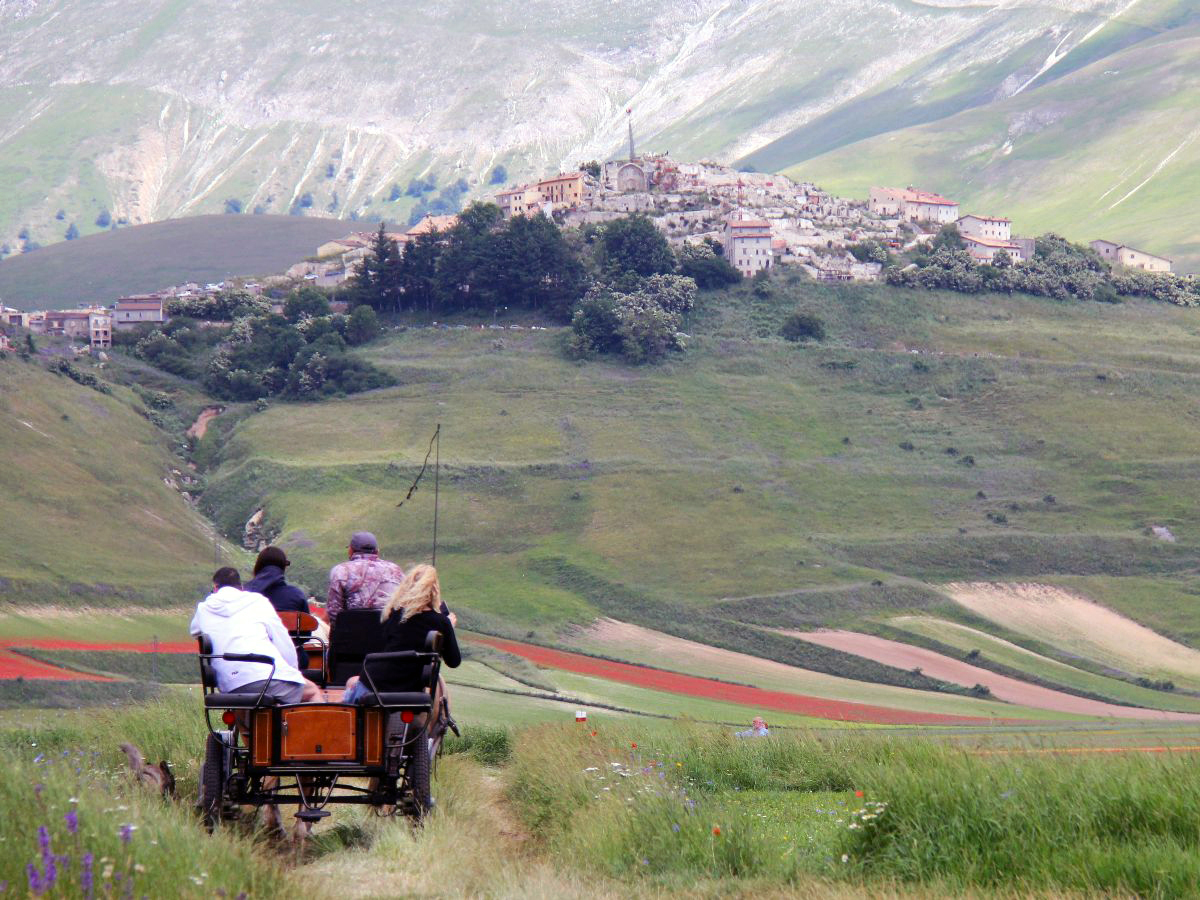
left=341, top=564, right=460, bottom=705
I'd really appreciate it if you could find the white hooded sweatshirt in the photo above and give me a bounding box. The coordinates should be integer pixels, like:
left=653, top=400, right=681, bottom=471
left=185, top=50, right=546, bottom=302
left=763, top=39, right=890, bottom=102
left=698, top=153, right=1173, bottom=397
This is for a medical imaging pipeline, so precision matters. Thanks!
left=189, top=586, right=305, bottom=691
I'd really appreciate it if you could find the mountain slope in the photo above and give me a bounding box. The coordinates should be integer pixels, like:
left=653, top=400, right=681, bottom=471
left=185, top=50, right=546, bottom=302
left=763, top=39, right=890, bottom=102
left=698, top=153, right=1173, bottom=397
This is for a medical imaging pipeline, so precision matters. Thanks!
left=0, top=0, right=1151, bottom=252
left=0, top=215, right=354, bottom=309
left=784, top=15, right=1200, bottom=270
left=0, top=356, right=225, bottom=604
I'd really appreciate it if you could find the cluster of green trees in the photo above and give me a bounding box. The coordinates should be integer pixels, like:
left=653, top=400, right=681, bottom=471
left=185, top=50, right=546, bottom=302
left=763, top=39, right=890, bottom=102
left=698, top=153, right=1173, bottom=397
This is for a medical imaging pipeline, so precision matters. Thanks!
left=125, top=288, right=389, bottom=401
left=350, top=204, right=740, bottom=363
left=889, top=228, right=1200, bottom=307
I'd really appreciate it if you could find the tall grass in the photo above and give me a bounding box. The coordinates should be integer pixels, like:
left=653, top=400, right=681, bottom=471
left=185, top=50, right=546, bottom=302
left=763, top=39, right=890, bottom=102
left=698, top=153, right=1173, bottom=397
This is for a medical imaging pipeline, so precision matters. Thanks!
left=0, top=693, right=294, bottom=897
left=507, top=722, right=1200, bottom=894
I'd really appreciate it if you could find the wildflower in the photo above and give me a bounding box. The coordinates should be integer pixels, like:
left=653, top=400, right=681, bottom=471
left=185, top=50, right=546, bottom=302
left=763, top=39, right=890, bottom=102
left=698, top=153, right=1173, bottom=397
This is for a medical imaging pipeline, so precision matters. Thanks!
left=671, top=823, right=680, bottom=833
left=133, top=864, right=146, bottom=874
left=33, top=784, right=44, bottom=799
left=37, top=825, right=51, bottom=864
left=81, top=854, right=94, bottom=899
left=841, top=854, right=849, bottom=864
left=64, top=810, right=79, bottom=835
left=26, top=863, right=42, bottom=896
left=712, top=826, right=721, bottom=836
left=591, top=731, right=597, bottom=737
left=119, top=824, right=136, bottom=844
left=854, top=790, right=864, bottom=798
left=631, top=742, right=637, bottom=749
left=33, top=754, right=44, bottom=764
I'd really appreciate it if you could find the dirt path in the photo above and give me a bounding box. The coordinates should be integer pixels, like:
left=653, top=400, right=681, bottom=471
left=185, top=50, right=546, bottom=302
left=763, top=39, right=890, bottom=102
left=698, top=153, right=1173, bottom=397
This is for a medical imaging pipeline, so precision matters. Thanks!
left=186, top=405, right=224, bottom=440
left=787, top=630, right=1200, bottom=722
left=474, top=636, right=1026, bottom=725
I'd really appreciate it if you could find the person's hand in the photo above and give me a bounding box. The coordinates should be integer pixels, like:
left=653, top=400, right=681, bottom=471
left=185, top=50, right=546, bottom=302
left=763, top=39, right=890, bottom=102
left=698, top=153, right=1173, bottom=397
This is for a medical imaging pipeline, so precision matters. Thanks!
left=448, top=612, right=458, bottom=628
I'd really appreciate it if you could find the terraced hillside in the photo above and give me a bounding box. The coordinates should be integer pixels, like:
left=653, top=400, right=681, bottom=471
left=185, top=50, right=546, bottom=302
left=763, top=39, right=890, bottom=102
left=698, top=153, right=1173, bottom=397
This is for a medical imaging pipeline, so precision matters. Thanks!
left=179, top=276, right=1200, bottom=712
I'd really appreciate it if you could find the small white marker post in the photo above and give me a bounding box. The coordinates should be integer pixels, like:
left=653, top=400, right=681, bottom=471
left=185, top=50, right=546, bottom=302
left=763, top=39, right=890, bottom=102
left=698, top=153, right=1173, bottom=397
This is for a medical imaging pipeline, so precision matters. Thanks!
left=575, top=709, right=588, bottom=723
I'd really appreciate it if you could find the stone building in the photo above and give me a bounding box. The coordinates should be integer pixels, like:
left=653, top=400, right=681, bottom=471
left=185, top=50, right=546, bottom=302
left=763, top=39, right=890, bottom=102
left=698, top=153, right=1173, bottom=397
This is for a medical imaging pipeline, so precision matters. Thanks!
left=723, top=217, right=773, bottom=278
left=1090, top=240, right=1172, bottom=273
left=113, top=296, right=165, bottom=330
left=958, top=215, right=1011, bottom=241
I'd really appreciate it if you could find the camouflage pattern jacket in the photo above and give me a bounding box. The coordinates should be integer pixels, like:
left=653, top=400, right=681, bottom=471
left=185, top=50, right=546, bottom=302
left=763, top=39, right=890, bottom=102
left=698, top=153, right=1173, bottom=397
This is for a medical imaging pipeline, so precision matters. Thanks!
left=326, top=553, right=405, bottom=626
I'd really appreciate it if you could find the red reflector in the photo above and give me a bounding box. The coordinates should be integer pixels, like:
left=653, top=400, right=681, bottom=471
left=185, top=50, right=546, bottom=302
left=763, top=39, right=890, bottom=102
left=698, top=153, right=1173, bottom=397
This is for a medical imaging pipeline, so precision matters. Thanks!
left=221, top=710, right=237, bottom=726
left=400, top=710, right=414, bottom=724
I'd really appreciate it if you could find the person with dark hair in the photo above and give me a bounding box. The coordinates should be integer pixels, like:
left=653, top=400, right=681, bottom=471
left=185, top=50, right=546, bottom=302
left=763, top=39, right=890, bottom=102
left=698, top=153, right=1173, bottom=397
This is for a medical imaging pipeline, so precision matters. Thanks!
left=245, top=546, right=309, bottom=613
left=190, top=567, right=322, bottom=703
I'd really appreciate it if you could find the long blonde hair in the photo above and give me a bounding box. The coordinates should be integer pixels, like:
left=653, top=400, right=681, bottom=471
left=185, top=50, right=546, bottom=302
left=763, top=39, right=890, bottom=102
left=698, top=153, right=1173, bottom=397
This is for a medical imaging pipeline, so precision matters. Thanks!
left=381, top=564, right=441, bottom=622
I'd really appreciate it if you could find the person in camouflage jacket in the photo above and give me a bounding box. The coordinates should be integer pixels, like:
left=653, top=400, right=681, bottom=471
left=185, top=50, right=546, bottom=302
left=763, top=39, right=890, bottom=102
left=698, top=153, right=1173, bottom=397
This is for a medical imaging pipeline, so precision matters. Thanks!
left=326, top=531, right=405, bottom=627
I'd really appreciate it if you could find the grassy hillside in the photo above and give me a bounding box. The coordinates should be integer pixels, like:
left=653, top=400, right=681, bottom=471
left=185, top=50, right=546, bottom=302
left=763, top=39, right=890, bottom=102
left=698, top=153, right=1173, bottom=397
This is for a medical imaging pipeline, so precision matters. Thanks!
left=193, top=274, right=1200, bottom=668
left=784, top=15, right=1200, bottom=271
left=0, top=215, right=354, bottom=309
left=0, top=355, right=228, bottom=604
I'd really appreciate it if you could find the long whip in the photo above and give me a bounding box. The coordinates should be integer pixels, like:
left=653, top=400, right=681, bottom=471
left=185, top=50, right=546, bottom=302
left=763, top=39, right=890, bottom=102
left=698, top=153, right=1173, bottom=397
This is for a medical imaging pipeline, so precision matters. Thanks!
left=396, top=423, right=442, bottom=565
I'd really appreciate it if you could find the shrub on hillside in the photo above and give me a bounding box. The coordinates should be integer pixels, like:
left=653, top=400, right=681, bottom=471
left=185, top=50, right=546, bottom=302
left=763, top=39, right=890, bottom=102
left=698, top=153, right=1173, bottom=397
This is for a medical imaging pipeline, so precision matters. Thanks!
left=780, top=312, right=825, bottom=342
left=568, top=276, right=695, bottom=364
left=345, top=304, right=380, bottom=345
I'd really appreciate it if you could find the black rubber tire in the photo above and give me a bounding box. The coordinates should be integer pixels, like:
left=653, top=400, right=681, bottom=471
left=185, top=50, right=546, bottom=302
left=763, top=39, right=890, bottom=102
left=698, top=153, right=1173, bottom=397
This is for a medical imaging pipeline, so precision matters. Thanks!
left=200, top=734, right=226, bottom=831
left=406, top=726, right=432, bottom=822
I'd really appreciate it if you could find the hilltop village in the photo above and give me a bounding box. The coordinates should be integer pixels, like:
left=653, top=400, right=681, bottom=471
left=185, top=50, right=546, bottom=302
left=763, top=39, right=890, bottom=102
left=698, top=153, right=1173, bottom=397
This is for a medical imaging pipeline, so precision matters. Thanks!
left=0, top=140, right=1179, bottom=356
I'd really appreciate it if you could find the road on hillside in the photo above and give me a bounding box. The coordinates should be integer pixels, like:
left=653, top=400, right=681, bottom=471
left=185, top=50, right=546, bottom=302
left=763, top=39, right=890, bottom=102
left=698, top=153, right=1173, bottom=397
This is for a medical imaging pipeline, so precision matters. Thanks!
left=474, top=636, right=1029, bottom=726
left=789, top=630, right=1200, bottom=722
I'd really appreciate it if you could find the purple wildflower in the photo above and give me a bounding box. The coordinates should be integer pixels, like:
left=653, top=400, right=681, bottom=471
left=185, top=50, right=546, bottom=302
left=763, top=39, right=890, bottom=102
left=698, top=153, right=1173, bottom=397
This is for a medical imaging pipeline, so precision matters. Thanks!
left=119, top=823, right=134, bottom=844
left=672, top=823, right=681, bottom=832
left=81, top=853, right=94, bottom=899
left=236, top=893, right=248, bottom=900
left=33, top=783, right=44, bottom=799
left=64, top=810, right=78, bottom=835
left=33, top=754, right=44, bottom=764
left=25, top=863, right=42, bottom=896
left=42, top=855, right=57, bottom=892
left=37, top=825, right=51, bottom=864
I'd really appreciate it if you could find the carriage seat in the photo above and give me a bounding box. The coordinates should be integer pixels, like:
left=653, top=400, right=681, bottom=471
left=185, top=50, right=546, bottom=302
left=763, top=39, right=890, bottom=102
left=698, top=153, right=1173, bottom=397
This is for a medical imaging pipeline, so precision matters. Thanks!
left=203, top=692, right=282, bottom=709
left=356, top=692, right=431, bottom=709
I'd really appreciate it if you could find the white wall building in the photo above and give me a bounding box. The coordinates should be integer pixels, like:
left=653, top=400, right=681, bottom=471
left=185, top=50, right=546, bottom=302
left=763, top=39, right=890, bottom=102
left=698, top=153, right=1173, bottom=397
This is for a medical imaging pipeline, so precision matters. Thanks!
left=723, top=217, right=773, bottom=277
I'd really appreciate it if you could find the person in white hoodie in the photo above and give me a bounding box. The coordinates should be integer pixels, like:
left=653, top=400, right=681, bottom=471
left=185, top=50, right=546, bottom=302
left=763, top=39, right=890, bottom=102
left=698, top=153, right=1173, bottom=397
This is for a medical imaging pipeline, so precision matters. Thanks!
left=190, top=567, right=321, bottom=703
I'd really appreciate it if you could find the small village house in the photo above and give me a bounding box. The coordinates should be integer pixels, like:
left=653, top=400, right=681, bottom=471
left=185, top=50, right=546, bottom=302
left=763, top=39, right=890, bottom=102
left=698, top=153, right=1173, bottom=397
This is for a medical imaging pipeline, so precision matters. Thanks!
left=407, top=214, right=459, bottom=237
left=961, top=234, right=1024, bottom=265
left=113, top=296, right=166, bottom=330
left=536, top=172, right=588, bottom=208
left=723, top=217, right=773, bottom=278
left=957, top=215, right=1011, bottom=241
left=43, top=310, right=94, bottom=341
left=89, top=311, right=112, bottom=349
left=1090, top=240, right=1172, bottom=273
left=0, top=305, right=28, bottom=328
left=496, top=185, right=545, bottom=219
left=869, top=186, right=959, bottom=224
left=0, top=332, right=11, bottom=353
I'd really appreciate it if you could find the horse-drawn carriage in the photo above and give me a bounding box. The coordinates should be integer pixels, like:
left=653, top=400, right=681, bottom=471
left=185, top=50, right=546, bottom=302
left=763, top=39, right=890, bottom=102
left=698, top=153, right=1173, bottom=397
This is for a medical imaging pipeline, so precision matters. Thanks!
left=197, top=610, right=446, bottom=829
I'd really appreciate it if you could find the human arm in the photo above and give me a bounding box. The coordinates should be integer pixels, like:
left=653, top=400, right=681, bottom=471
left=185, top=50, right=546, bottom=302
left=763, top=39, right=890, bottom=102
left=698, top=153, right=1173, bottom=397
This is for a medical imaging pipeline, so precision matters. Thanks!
left=326, top=566, right=344, bottom=625
left=439, top=617, right=461, bottom=669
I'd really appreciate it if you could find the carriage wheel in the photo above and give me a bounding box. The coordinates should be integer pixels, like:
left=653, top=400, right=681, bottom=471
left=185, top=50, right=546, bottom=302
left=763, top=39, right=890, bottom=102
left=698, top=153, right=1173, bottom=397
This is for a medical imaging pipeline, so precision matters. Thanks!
left=406, top=727, right=432, bottom=822
left=200, top=733, right=227, bottom=831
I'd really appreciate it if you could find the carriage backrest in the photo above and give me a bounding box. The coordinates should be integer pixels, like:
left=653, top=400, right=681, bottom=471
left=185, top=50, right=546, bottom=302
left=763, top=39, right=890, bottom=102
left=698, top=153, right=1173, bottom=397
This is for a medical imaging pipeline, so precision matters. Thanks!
left=328, top=608, right=387, bottom=686
left=196, top=634, right=217, bottom=691
left=276, top=610, right=320, bottom=635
